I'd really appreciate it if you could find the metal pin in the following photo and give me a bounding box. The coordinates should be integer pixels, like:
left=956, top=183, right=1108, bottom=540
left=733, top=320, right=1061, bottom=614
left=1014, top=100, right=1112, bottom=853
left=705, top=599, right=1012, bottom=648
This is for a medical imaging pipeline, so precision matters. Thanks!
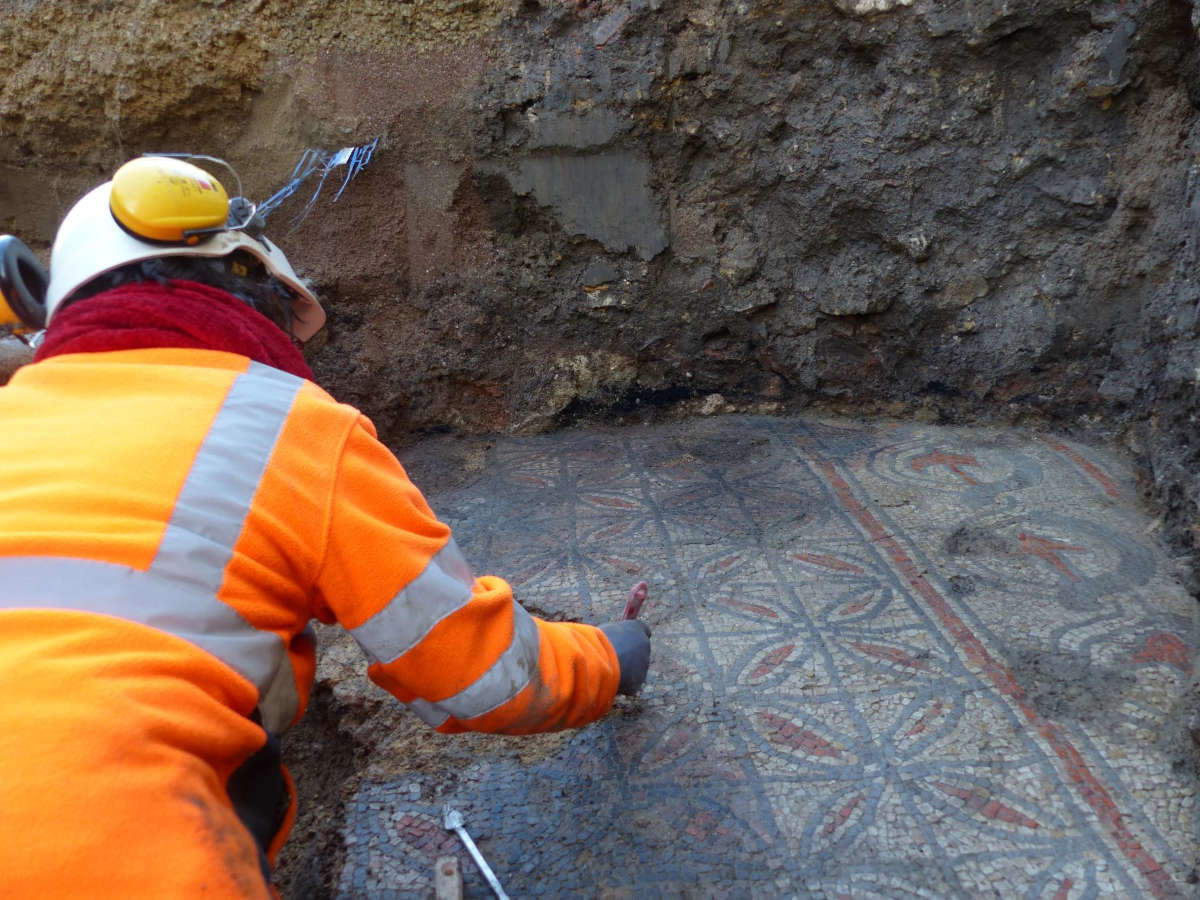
left=442, top=805, right=510, bottom=900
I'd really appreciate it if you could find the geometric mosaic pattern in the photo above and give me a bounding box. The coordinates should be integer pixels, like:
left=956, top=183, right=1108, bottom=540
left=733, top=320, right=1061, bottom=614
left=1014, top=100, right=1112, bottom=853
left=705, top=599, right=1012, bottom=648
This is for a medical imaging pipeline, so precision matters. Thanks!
left=335, top=416, right=1199, bottom=898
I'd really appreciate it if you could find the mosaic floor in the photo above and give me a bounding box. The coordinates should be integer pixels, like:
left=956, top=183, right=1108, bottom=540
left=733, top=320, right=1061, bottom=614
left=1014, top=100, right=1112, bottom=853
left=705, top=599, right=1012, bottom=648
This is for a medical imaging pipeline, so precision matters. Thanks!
left=334, top=416, right=1199, bottom=898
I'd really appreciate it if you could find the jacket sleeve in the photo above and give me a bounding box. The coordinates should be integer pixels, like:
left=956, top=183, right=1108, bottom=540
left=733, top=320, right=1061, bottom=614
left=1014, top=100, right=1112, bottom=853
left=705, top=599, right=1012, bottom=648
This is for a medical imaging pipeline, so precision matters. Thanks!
left=311, top=415, right=621, bottom=734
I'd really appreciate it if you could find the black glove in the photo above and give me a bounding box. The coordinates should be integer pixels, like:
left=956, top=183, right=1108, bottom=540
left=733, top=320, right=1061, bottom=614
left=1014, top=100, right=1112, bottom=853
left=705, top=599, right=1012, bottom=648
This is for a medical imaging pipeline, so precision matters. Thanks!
left=598, top=620, right=652, bottom=695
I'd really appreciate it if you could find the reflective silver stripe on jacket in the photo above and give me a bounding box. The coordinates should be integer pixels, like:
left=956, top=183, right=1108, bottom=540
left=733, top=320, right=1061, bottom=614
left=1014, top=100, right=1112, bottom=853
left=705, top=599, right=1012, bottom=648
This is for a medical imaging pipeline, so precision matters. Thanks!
left=0, top=362, right=305, bottom=734
left=150, top=364, right=301, bottom=594
left=348, top=540, right=543, bottom=727
left=407, top=601, right=542, bottom=728
left=348, top=538, right=474, bottom=665
left=0, top=556, right=287, bottom=713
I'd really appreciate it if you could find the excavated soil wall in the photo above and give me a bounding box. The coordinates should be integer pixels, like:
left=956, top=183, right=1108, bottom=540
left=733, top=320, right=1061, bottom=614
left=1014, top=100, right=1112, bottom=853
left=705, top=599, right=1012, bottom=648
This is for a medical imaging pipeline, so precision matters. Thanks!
left=5, top=0, right=1200, bottom=574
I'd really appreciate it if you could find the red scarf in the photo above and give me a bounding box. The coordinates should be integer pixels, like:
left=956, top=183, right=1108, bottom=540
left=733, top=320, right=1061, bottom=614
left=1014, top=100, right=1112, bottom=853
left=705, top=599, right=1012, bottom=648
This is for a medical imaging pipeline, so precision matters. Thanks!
left=35, top=280, right=314, bottom=381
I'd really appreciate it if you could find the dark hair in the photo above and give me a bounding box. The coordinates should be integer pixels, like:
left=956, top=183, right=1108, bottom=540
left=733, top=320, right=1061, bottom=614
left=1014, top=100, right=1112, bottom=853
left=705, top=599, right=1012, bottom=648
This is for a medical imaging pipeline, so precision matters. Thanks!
left=66, top=251, right=296, bottom=332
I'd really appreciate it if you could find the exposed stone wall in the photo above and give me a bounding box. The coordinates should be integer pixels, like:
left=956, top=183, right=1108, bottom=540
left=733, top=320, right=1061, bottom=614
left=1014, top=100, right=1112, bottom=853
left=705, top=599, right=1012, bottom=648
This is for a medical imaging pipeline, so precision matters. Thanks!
left=3, top=0, right=1200, bottom=573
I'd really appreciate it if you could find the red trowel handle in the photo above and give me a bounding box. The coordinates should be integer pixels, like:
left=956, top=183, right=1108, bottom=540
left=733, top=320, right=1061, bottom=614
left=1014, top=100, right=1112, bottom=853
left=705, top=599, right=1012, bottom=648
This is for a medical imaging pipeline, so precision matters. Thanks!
left=621, top=581, right=648, bottom=620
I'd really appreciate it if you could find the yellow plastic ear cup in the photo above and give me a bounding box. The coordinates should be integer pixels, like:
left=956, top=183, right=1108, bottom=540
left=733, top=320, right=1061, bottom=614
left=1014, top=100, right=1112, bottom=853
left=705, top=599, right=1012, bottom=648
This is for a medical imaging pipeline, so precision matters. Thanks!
left=0, top=287, right=18, bottom=327
left=109, top=157, right=230, bottom=244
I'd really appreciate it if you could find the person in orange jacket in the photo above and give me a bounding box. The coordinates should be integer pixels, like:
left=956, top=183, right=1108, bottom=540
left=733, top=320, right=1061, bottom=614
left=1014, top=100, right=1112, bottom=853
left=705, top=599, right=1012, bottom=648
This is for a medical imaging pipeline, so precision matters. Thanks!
left=0, top=156, right=651, bottom=897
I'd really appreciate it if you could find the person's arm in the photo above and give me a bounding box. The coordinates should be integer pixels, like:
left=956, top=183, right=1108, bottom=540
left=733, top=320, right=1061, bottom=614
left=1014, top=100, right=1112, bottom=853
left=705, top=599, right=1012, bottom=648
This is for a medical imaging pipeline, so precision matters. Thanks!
left=311, top=415, right=633, bottom=734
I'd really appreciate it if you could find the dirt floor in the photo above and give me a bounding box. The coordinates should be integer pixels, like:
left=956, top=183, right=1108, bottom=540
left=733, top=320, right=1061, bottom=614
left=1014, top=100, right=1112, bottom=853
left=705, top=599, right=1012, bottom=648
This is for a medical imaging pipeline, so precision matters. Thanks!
left=276, top=413, right=1199, bottom=897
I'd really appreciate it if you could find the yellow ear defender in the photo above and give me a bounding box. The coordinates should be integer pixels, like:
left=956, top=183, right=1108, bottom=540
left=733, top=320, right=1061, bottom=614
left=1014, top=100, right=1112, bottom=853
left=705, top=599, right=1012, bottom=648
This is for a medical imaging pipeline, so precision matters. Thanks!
left=45, top=153, right=327, bottom=340
left=0, top=235, right=49, bottom=332
left=108, top=157, right=232, bottom=244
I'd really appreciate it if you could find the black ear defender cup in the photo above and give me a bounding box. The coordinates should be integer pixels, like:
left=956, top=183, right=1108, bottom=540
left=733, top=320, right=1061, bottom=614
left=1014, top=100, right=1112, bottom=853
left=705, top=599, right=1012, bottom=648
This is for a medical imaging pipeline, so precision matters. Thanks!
left=0, top=236, right=49, bottom=330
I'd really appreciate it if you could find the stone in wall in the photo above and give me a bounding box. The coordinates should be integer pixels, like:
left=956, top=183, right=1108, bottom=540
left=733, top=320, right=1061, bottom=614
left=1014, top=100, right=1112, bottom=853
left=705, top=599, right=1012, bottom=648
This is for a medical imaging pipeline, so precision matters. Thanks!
left=831, top=0, right=914, bottom=16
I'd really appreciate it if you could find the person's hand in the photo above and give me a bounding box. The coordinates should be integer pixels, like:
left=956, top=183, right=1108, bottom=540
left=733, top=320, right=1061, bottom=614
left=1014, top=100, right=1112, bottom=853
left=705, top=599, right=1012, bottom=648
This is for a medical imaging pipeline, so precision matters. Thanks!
left=598, top=620, right=652, bottom=695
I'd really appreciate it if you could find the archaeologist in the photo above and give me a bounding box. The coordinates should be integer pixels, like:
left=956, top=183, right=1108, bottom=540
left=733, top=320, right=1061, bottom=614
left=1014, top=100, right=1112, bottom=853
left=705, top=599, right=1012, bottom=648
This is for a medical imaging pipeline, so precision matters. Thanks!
left=0, top=156, right=651, bottom=897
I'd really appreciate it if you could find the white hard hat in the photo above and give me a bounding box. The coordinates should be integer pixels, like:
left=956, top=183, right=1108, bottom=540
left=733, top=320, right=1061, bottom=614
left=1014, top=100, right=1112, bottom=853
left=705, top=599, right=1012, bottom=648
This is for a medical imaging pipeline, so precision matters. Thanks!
left=46, top=158, right=326, bottom=341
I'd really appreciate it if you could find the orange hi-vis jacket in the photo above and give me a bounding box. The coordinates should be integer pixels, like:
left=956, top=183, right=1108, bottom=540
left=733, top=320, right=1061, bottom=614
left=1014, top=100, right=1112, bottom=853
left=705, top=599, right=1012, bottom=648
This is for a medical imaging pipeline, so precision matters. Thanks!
left=0, top=348, right=620, bottom=897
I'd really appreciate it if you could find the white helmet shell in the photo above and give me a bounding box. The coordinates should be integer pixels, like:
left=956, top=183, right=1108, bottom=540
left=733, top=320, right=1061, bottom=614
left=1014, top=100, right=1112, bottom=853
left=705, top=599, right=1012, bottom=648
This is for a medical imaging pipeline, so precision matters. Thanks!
left=46, top=182, right=327, bottom=341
